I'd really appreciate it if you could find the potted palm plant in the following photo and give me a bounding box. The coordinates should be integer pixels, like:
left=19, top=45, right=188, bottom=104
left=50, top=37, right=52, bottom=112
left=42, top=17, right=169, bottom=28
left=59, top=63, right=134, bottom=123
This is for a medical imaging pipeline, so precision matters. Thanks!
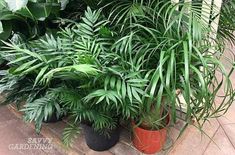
left=38, top=8, right=142, bottom=151
left=0, top=34, right=73, bottom=132
left=0, top=71, right=66, bottom=132
left=55, top=84, right=122, bottom=151
left=58, top=2, right=234, bottom=153
left=98, top=0, right=235, bottom=154
left=53, top=8, right=142, bottom=150
left=1, top=1, right=234, bottom=154
left=1, top=7, right=128, bottom=151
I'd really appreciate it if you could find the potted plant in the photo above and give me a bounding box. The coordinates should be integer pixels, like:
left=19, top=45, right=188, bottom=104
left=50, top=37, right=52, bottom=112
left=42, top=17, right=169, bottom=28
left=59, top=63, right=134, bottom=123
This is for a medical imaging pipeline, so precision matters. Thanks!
left=0, top=27, right=77, bottom=132
left=27, top=7, right=142, bottom=151
left=21, top=91, right=66, bottom=132
left=0, top=71, right=66, bottom=132
left=47, top=8, right=141, bottom=150
left=132, top=110, right=169, bottom=154
left=1, top=2, right=234, bottom=154
left=98, top=0, right=235, bottom=154
left=57, top=85, right=122, bottom=151
left=58, top=3, right=234, bottom=153
left=1, top=7, right=126, bottom=150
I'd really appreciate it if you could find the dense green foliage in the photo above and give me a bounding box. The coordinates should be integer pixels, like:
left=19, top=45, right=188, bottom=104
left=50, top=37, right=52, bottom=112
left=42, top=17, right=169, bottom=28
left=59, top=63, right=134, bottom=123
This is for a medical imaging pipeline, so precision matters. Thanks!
left=218, top=0, right=235, bottom=44
left=0, top=0, right=69, bottom=40
left=0, top=0, right=234, bottom=148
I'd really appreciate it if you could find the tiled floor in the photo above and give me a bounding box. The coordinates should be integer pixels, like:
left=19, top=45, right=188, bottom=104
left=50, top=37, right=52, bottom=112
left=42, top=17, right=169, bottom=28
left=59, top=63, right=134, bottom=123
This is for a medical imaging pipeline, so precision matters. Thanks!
left=5, top=102, right=235, bottom=155
left=167, top=43, right=235, bottom=155
left=0, top=106, right=65, bottom=155
left=168, top=110, right=235, bottom=155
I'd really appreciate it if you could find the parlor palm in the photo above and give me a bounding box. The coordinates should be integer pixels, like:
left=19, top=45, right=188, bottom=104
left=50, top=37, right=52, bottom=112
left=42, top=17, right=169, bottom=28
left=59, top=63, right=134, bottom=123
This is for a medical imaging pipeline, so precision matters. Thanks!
left=0, top=0, right=234, bottom=147
left=76, top=1, right=235, bottom=129
left=61, top=2, right=234, bottom=142
left=0, top=8, right=101, bottom=133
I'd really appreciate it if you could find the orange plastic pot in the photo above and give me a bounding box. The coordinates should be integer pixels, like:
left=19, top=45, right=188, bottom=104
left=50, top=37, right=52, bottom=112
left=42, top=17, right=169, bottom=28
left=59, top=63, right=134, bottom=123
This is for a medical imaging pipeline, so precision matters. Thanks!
left=132, top=122, right=167, bottom=154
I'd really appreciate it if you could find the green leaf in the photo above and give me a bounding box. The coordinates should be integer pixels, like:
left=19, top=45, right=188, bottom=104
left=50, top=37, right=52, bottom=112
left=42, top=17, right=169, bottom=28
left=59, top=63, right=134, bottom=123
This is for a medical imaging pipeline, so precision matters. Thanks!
left=16, top=7, right=34, bottom=20
left=132, top=87, right=142, bottom=103
left=5, top=0, right=28, bottom=12
left=62, top=124, right=80, bottom=147
left=116, top=79, right=122, bottom=94
left=110, top=76, right=116, bottom=89
left=27, top=2, right=55, bottom=21
left=59, top=0, right=69, bottom=10
left=14, top=59, right=37, bottom=73
left=34, top=65, right=48, bottom=86
left=41, top=64, right=99, bottom=83
left=22, top=62, right=44, bottom=74
left=121, top=81, right=126, bottom=99
left=0, top=20, right=12, bottom=40
left=0, top=21, right=3, bottom=33
left=0, top=0, right=7, bottom=9
left=7, top=55, right=31, bottom=65
left=127, top=84, right=132, bottom=103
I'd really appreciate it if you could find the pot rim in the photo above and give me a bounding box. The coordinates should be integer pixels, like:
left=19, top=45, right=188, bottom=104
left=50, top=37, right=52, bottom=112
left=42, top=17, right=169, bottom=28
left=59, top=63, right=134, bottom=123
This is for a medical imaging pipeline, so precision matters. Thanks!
left=132, top=114, right=170, bottom=132
left=131, top=121, right=167, bottom=133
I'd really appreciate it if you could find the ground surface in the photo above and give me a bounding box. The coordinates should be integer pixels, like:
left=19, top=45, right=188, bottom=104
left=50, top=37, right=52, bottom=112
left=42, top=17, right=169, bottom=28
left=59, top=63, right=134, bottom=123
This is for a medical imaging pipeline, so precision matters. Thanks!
left=167, top=43, right=235, bottom=155
left=0, top=106, right=65, bottom=155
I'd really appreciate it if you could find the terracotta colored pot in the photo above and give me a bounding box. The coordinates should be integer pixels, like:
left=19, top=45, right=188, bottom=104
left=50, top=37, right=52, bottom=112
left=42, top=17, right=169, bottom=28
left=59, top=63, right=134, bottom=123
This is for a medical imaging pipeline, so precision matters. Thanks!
left=132, top=122, right=167, bottom=154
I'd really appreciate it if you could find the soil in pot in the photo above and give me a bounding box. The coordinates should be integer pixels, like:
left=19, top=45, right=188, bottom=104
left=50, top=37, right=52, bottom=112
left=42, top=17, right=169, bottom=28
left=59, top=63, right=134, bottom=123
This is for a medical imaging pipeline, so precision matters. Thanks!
left=81, top=124, right=120, bottom=151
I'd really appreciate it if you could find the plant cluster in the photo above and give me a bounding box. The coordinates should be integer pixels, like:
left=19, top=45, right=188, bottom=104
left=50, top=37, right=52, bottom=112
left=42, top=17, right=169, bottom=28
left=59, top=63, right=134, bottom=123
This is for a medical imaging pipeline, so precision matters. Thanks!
left=0, top=0, right=234, bottom=149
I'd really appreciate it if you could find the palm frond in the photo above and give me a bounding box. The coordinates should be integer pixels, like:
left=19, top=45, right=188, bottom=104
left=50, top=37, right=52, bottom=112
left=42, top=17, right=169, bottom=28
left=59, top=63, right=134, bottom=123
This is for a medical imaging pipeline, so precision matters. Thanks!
left=62, top=123, right=80, bottom=147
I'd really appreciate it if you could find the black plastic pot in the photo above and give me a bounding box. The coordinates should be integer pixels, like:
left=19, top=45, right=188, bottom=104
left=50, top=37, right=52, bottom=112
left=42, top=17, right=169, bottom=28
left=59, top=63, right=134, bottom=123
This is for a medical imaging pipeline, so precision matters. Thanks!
left=43, top=112, right=62, bottom=123
left=81, top=124, right=120, bottom=151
